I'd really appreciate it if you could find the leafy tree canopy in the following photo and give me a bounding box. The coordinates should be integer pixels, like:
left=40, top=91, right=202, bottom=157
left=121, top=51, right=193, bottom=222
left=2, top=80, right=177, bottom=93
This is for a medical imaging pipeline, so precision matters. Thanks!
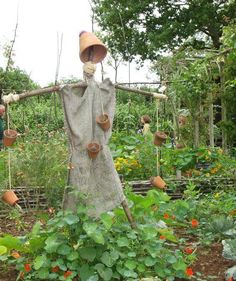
left=92, top=0, right=236, bottom=61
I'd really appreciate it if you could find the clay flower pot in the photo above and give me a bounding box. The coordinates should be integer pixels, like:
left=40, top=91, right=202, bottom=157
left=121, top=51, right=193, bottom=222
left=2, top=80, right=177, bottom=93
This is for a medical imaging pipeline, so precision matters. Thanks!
left=150, top=176, right=166, bottom=190
left=2, top=190, right=19, bottom=206
left=96, top=113, right=110, bottom=131
left=153, top=131, right=167, bottom=147
left=87, top=142, right=101, bottom=159
left=176, top=143, right=185, bottom=149
left=3, top=129, right=18, bottom=147
left=178, top=115, right=187, bottom=126
left=79, top=31, right=107, bottom=63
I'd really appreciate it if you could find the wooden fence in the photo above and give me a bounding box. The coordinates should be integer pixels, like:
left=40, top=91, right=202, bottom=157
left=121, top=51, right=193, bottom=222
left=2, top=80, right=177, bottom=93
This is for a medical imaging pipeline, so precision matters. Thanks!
left=0, top=177, right=235, bottom=218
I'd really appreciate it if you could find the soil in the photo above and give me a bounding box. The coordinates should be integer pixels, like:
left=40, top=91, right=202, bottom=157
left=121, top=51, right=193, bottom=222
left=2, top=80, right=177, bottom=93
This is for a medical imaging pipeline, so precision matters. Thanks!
left=0, top=212, right=235, bottom=281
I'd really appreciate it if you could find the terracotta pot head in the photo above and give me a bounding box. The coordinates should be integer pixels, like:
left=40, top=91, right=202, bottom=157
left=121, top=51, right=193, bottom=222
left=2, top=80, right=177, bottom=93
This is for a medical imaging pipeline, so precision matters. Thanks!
left=79, top=31, right=107, bottom=63
left=153, top=131, right=167, bottom=147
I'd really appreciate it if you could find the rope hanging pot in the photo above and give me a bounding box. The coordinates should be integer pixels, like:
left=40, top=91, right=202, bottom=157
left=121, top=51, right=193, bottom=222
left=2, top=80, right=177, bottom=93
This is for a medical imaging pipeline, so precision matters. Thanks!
left=1, top=104, right=19, bottom=207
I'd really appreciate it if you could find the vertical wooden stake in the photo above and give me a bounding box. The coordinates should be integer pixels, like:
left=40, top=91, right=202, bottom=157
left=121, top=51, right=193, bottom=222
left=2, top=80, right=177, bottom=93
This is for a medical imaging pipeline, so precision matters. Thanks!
left=121, top=200, right=136, bottom=229
left=209, top=92, right=214, bottom=147
left=156, top=99, right=160, bottom=176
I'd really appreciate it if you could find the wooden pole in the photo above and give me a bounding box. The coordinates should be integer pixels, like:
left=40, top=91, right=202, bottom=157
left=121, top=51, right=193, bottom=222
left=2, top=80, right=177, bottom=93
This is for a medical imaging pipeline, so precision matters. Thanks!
left=2, top=83, right=167, bottom=104
left=121, top=200, right=136, bottom=229
left=209, top=92, right=214, bottom=147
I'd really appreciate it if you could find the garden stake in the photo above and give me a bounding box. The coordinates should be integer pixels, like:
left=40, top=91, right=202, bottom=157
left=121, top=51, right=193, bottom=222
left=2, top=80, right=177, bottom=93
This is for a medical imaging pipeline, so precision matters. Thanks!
left=121, top=200, right=136, bottom=229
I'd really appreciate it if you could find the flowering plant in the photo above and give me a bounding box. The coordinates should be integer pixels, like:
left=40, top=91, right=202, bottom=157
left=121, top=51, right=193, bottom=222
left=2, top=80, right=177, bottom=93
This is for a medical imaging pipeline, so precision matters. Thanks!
left=0, top=190, right=192, bottom=281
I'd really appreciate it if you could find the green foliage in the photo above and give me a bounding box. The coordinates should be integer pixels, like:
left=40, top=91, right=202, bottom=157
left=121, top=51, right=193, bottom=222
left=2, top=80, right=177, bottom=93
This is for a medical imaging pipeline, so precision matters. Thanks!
left=0, top=131, right=68, bottom=207
left=0, top=67, right=38, bottom=97
left=92, top=0, right=236, bottom=61
left=0, top=191, right=191, bottom=280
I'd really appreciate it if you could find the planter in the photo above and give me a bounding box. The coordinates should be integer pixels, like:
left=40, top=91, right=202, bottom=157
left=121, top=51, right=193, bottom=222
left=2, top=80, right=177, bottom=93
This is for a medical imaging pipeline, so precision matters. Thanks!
left=150, top=176, right=166, bottom=190
left=96, top=113, right=110, bottom=131
left=87, top=142, right=101, bottom=159
left=178, top=115, right=187, bottom=126
left=2, top=190, right=19, bottom=206
left=79, top=31, right=107, bottom=63
left=153, top=131, right=167, bottom=147
left=176, top=143, right=185, bottom=149
left=3, top=129, right=18, bottom=147
left=182, top=170, right=192, bottom=178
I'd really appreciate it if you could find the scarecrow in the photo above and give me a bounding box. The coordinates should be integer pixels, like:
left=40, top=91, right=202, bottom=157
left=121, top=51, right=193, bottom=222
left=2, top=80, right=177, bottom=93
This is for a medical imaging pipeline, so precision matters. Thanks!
left=59, top=31, right=134, bottom=224
left=2, top=32, right=167, bottom=227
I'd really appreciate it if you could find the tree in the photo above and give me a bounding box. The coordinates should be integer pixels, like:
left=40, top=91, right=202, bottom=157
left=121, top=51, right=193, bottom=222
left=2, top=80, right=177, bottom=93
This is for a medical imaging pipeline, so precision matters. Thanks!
left=92, top=0, right=236, bottom=61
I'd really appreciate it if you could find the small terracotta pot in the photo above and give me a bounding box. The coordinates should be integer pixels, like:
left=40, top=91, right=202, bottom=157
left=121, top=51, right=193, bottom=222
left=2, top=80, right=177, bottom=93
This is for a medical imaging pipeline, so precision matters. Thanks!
left=2, top=190, right=19, bottom=206
left=87, top=142, right=101, bottom=159
left=182, top=170, right=192, bottom=178
left=150, top=176, right=166, bottom=189
left=178, top=115, right=187, bottom=126
left=3, top=129, right=18, bottom=147
left=153, top=131, right=167, bottom=147
left=176, top=143, right=185, bottom=149
left=96, top=113, right=110, bottom=131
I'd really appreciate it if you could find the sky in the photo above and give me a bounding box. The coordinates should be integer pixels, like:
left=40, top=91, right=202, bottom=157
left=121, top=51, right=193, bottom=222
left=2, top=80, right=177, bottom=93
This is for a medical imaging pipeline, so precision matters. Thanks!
left=0, top=0, right=157, bottom=87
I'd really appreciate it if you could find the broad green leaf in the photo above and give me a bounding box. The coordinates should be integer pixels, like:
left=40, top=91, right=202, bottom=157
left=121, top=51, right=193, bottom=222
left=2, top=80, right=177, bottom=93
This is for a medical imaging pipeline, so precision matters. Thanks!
left=78, top=247, right=96, bottom=262
left=173, top=260, right=187, bottom=271
left=83, top=222, right=97, bottom=235
left=37, top=268, right=50, bottom=279
left=124, top=260, right=137, bottom=270
left=144, top=256, right=157, bottom=267
left=142, top=226, right=157, bottom=240
left=34, top=255, right=47, bottom=270
left=29, top=237, right=46, bottom=252
left=57, top=244, right=72, bottom=255
left=0, top=246, right=7, bottom=255
left=31, top=221, right=42, bottom=237
left=67, top=251, right=79, bottom=261
left=95, top=263, right=113, bottom=281
left=123, top=269, right=138, bottom=278
left=64, top=214, right=79, bottom=225
left=87, top=276, right=99, bottom=281
left=79, top=265, right=95, bottom=281
left=117, top=237, right=129, bottom=247
left=44, top=235, right=61, bottom=253
left=0, top=235, right=22, bottom=251
left=127, top=251, right=136, bottom=257
left=137, top=263, right=146, bottom=273
left=101, top=251, right=118, bottom=267
left=90, top=231, right=105, bottom=245
left=100, top=213, right=113, bottom=229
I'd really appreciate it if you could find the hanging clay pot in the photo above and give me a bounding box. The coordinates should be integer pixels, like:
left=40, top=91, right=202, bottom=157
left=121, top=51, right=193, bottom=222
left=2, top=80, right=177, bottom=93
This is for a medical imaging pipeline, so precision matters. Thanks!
left=96, top=113, right=110, bottom=131
left=182, top=170, right=192, bottom=178
left=3, top=129, right=18, bottom=147
left=178, top=115, right=187, bottom=126
left=2, top=190, right=19, bottom=206
left=79, top=31, right=107, bottom=63
left=87, top=142, right=101, bottom=159
left=150, top=176, right=166, bottom=190
left=153, top=131, right=167, bottom=147
left=176, top=143, right=185, bottom=149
